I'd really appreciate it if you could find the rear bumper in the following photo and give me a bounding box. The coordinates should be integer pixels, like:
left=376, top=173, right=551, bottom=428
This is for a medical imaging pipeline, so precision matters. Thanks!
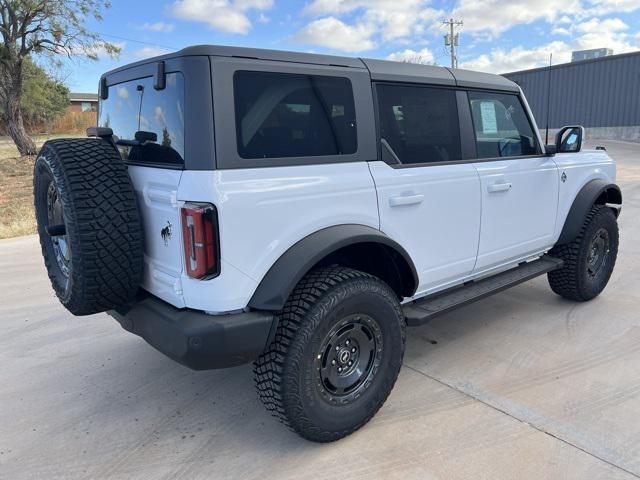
left=107, top=294, right=276, bottom=370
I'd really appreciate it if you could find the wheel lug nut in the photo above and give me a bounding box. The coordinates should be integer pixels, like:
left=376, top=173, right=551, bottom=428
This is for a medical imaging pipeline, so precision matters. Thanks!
left=351, top=348, right=356, bottom=353
left=335, top=346, right=340, bottom=351
left=331, top=360, right=336, bottom=366
left=346, top=340, right=350, bottom=345
left=348, top=361, right=352, bottom=366
left=338, top=367, right=342, bottom=373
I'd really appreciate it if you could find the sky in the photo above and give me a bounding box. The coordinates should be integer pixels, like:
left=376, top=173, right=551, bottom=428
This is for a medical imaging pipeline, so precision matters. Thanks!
left=57, top=0, right=640, bottom=93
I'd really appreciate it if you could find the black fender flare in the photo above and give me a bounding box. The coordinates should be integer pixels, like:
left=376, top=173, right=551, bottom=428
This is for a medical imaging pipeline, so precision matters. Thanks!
left=248, top=224, right=419, bottom=311
left=556, top=179, right=621, bottom=245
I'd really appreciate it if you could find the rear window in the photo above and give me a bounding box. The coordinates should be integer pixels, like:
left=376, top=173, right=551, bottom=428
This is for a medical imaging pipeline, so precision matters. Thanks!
left=99, top=72, right=185, bottom=166
left=233, top=71, right=357, bottom=159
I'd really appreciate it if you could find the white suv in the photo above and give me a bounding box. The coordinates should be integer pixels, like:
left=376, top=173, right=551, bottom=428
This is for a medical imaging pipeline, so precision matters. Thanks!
left=33, top=45, right=621, bottom=442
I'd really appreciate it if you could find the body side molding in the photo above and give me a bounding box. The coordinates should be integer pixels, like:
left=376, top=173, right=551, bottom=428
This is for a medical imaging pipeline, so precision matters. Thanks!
left=248, top=224, right=419, bottom=311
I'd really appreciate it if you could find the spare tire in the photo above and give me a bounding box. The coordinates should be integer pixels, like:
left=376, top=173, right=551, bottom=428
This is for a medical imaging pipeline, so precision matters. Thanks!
left=33, top=138, right=143, bottom=315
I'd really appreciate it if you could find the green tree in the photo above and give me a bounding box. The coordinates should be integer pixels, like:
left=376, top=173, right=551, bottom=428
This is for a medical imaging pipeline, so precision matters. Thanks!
left=19, top=56, right=68, bottom=130
left=0, top=1, right=120, bottom=155
left=161, top=126, right=171, bottom=148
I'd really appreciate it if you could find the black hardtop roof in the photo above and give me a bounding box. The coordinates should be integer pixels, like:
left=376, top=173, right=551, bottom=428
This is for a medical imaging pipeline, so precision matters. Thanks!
left=102, top=44, right=519, bottom=93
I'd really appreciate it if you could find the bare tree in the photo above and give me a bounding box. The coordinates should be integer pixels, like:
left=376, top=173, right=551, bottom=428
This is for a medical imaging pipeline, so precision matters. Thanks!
left=0, top=0, right=120, bottom=155
left=401, top=55, right=437, bottom=66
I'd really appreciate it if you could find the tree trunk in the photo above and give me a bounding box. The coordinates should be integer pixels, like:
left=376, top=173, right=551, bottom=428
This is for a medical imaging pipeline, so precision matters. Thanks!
left=4, top=100, right=36, bottom=156
left=0, top=57, right=37, bottom=156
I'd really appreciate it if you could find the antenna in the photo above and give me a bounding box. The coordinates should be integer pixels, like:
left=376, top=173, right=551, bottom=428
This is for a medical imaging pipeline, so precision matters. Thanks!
left=545, top=53, right=553, bottom=145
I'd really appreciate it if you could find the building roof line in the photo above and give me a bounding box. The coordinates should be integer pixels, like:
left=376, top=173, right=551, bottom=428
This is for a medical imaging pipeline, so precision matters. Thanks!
left=69, top=93, right=99, bottom=101
left=502, top=49, right=640, bottom=76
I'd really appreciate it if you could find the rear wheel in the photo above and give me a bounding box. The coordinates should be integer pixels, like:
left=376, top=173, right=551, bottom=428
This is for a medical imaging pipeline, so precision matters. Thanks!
left=33, top=138, right=143, bottom=315
left=254, top=266, right=405, bottom=442
left=548, top=205, right=619, bottom=301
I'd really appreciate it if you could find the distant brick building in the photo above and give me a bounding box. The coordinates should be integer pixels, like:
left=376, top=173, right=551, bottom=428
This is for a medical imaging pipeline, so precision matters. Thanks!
left=45, top=93, right=98, bottom=134
left=68, top=93, right=98, bottom=113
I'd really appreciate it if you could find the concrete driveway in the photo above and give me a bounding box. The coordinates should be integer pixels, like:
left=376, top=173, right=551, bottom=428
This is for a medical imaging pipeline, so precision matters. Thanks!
left=1, top=141, right=639, bottom=480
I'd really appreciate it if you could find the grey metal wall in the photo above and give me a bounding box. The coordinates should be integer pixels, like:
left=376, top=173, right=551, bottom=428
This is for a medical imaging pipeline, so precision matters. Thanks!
left=503, top=51, right=640, bottom=130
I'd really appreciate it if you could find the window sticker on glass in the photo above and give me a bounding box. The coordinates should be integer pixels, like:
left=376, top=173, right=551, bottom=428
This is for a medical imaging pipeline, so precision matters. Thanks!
left=480, top=102, right=498, bottom=134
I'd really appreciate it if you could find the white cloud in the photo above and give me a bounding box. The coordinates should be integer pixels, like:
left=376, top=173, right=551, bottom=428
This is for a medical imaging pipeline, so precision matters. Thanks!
left=292, top=0, right=640, bottom=58
left=585, top=0, right=640, bottom=15
left=461, top=41, right=571, bottom=73
left=452, top=0, right=582, bottom=37
left=154, top=106, right=167, bottom=126
left=139, top=115, right=150, bottom=131
left=575, top=16, right=628, bottom=33
left=293, top=17, right=376, bottom=52
left=387, top=48, right=435, bottom=64
left=169, top=0, right=273, bottom=34
left=572, top=17, right=637, bottom=53
left=450, top=0, right=640, bottom=38
left=139, top=22, right=175, bottom=33
left=117, top=86, right=129, bottom=99
left=461, top=15, right=640, bottom=74
left=295, top=0, right=444, bottom=52
left=132, top=46, right=174, bottom=59
left=71, top=41, right=124, bottom=60
left=551, top=26, right=571, bottom=36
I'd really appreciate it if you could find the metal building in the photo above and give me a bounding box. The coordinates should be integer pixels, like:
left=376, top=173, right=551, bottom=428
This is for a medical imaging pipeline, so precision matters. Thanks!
left=571, top=48, right=613, bottom=62
left=502, top=51, right=640, bottom=142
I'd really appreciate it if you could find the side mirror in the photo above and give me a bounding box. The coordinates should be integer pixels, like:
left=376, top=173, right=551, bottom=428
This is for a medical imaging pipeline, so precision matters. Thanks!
left=544, top=144, right=557, bottom=156
left=556, top=126, right=584, bottom=153
left=134, top=130, right=158, bottom=144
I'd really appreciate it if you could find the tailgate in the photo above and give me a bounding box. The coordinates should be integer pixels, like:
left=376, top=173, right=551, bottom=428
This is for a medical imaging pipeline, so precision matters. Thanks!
left=127, top=165, right=186, bottom=308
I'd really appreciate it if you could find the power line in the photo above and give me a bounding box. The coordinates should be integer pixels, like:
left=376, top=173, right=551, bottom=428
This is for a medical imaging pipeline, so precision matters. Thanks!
left=443, top=18, right=463, bottom=69
left=95, top=32, right=179, bottom=51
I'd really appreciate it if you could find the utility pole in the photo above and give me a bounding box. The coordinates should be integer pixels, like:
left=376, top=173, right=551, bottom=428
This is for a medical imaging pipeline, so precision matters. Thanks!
left=443, top=18, right=463, bottom=68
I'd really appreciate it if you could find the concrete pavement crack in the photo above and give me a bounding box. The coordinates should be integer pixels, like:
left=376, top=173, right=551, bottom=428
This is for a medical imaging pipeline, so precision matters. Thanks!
left=403, top=363, right=640, bottom=479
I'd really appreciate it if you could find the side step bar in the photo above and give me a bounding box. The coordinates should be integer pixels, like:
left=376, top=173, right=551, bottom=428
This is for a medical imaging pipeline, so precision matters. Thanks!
left=403, top=256, right=564, bottom=326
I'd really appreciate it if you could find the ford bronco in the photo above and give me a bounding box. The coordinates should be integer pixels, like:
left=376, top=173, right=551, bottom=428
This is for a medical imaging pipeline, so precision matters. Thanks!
left=33, top=45, right=621, bottom=442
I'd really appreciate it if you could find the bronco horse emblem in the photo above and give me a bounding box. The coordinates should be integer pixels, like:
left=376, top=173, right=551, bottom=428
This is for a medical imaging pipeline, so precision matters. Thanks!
left=161, top=221, right=172, bottom=246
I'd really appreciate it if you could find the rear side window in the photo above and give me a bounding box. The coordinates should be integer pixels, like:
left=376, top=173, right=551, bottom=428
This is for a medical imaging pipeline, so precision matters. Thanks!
left=99, top=72, right=185, bottom=166
left=468, top=91, right=539, bottom=159
left=233, top=71, right=357, bottom=159
left=376, top=84, right=461, bottom=165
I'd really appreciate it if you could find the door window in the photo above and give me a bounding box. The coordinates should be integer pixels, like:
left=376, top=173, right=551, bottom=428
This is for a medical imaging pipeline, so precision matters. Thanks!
left=376, top=84, right=461, bottom=165
left=233, top=71, right=357, bottom=159
left=468, top=91, right=540, bottom=159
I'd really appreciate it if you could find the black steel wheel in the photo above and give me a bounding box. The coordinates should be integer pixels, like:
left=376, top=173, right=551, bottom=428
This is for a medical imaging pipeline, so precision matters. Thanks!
left=548, top=204, right=619, bottom=301
left=586, top=227, right=610, bottom=280
left=254, top=266, right=405, bottom=442
left=46, top=182, right=71, bottom=279
left=316, top=313, right=383, bottom=404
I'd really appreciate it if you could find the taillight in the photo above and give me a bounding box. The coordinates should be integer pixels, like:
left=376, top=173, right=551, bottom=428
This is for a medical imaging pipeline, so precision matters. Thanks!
left=181, top=203, right=219, bottom=279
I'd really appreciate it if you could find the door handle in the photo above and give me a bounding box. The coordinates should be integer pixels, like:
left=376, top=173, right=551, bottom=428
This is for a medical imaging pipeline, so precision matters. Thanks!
left=389, top=193, right=424, bottom=207
left=487, top=182, right=512, bottom=193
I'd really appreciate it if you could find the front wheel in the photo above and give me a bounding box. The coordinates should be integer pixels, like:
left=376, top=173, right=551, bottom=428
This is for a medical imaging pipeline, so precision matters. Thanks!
left=254, top=267, right=405, bottom=442
left=548, top=205, right=619, bottom=301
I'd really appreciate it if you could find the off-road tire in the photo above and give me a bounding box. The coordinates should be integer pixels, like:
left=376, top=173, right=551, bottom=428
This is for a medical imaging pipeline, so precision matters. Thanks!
left=33, top=138, right=143, bottom=315
left=254, top=266, right=405, bottom=442
left=548, top=205, right=618, bottom=301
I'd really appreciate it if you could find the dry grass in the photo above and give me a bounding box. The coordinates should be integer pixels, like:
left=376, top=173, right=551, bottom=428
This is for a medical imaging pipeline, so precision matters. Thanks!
left=0, top=155, right=36, bottom=239
left=0, top=133, right=83, bottom=239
